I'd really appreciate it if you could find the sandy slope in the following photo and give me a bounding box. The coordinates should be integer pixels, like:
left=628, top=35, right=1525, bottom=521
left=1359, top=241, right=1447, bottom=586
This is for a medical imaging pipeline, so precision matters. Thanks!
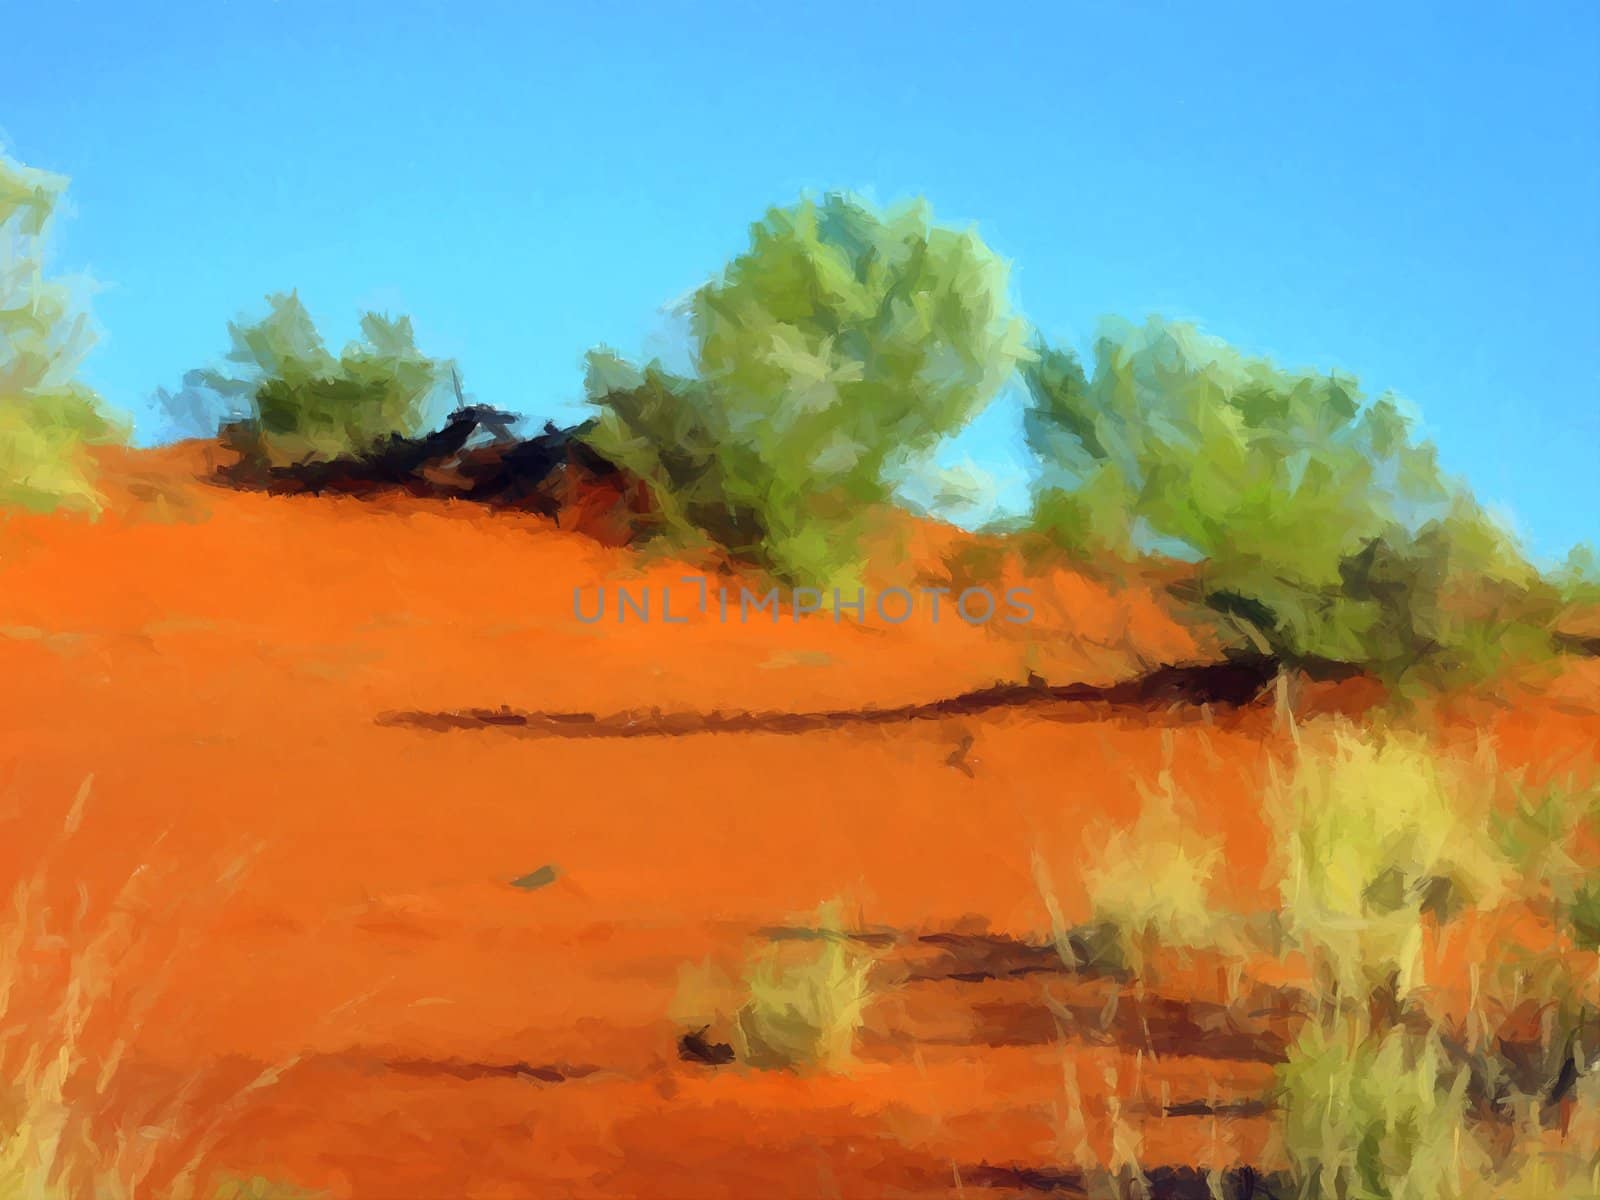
left=1, top=448, right=1596, bottom=1197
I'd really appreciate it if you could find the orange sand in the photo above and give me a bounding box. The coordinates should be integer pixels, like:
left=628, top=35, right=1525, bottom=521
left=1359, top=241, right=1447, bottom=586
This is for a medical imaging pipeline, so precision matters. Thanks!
left=1, top=446, right=1595, bottom=1197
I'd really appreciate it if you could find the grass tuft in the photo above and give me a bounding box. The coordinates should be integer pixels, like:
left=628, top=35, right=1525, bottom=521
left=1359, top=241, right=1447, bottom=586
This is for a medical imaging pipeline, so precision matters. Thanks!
left=0, top=781, right=303, bottom=1200
left=1083, top=771, right=1226, bottom=973
left=1277, top=1016, right=1487, bottom=1200
left=1268, top=721, right=1508, bottom=1005
left=732, top=903, right=874, bottom=1072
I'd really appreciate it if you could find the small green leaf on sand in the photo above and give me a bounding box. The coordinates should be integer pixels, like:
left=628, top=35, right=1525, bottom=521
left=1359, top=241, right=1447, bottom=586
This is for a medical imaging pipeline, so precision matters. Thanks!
left=510, top=864, right=560, bottom=891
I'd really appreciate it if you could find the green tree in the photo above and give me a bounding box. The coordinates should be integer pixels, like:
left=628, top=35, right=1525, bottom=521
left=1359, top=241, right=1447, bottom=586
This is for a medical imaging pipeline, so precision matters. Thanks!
left=208, top=292, right=451, bottom=466
left=1023, top=317, right=1554, bottom=683
left=586, top=193, right=1028, bottom=584
left=0, top=154, right=122, bottom=512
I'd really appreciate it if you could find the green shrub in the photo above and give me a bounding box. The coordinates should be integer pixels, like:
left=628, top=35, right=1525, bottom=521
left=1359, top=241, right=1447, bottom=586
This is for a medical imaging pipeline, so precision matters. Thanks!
left=1278, top=1017, right=1487, bottom=1200
left=1023, top=319, right=1557, bottom=685
left=0, top=154, right=123, bottom=512
left=205, top=292, right=451, bottom=466
left=585, top=192, right=1027, bottom=585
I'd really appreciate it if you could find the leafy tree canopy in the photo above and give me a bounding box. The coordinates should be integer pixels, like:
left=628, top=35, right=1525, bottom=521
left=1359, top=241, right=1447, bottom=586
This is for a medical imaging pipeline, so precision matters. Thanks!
left=1024, top=317, right=1555, bottom=682
left=0, top=154, right=122, bottom=513
left=586, top=192, right=1028, bottom=585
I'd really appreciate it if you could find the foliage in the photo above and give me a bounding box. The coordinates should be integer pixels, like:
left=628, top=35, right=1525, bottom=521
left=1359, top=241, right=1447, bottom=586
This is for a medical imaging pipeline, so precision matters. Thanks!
left=1270, top=731, right=1598, bottom=1199
left=1, top=781, right=289, bottom=1200
left=1569, top=879, right=1600, bottom=951
left=1280, top=1006, right=1598, bottom=1200
left=1268, top=722, right=1508, bottom=1004
left=586, top=192, right=1028, bottom=585
left=1492, top=775, right=1597, bottom=909
left=0, top=153, right=123, bottom=513
left=1277, top=1017, right=1488, bottom=1200
left=0, top=780, right=156, bottom=1200
left=205, top=292, right=451, bottom=466
left=733, top=903, right=873, bottom=1071
left=1022, top=319, right=1556, bottom=684
left=580, top=352, right=735, bottom=555
left=1083, top=772, right=1225, bottom=971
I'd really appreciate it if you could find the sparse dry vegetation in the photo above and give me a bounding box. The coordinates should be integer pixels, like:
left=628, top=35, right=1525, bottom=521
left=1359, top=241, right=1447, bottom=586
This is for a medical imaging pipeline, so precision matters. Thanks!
left=1032, top=721, right=1600, bottom=1197
left=6, top=131, right=1598, bottom=1199
left=1277, top=1018, right=1487, bottom=1200
left=1268, top=722, right=1508, bottom=1006
left=0, top=782, right=301, bottom=1200
left=1082, top=770, right=1227, bottom=973
left=1266, top=723, right=1599, bottom=1199
left=733, top=904, right=875, bottom=1072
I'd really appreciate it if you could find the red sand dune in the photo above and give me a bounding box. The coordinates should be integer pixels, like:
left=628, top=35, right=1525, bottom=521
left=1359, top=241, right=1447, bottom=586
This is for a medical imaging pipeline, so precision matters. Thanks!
left=1, top=447, right=1596, bottom=1197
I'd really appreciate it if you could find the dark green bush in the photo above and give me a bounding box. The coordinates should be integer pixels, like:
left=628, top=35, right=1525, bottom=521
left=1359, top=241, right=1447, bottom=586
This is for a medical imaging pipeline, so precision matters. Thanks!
left=206, top=292, right=451, bottom=466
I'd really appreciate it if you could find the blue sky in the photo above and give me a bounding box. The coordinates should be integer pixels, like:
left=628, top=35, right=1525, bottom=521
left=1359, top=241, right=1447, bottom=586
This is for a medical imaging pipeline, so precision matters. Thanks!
left=6, top=1, right=1597, bottom=560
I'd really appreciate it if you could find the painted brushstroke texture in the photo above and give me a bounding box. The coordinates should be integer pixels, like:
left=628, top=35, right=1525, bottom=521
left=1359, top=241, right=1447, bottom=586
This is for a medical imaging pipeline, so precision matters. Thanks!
left=3, top=113, right=1599, bottom=1200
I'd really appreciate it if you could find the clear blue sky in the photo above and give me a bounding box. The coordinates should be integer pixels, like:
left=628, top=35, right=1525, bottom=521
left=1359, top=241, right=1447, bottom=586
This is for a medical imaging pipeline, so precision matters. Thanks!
left=6, top=1, right=1597, bottom=560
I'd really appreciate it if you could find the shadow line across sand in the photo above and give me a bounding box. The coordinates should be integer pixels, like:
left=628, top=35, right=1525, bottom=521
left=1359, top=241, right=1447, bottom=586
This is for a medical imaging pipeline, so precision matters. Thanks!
left=375, top=658, right=1281, bottom=741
